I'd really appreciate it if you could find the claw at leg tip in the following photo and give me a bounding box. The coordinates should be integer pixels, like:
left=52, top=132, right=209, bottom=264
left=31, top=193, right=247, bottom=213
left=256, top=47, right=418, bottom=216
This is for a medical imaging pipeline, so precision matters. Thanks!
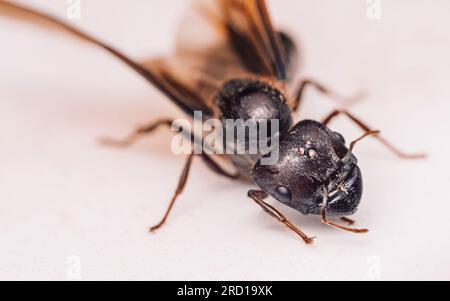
left=305, top=237, right=316, bottom=245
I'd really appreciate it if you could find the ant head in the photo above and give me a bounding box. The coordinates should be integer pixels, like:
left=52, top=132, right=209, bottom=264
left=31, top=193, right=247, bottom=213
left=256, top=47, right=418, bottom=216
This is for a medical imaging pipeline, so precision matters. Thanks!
left=252, top=120, right=367, bottom=217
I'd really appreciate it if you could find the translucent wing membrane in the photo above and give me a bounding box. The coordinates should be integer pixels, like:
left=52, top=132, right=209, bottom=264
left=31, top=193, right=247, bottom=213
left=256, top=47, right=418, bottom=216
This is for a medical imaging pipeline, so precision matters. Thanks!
left=0, top=0, right=211, bottom=116
left=219, top=0, right=288, bottom=79
left=143, top=0, right=292, bottom=117
left=1, top=0, right=291, bottom=118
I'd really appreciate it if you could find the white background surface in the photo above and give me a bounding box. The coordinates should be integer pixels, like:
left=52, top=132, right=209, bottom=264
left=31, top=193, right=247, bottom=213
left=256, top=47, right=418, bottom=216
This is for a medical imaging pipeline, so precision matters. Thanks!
left=0, top=0, right=449, bottom=281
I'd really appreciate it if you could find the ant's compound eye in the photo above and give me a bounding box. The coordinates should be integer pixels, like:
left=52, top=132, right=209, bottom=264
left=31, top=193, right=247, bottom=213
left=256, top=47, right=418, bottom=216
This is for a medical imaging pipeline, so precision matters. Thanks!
left=334, top=132, right=346, bottom=144
left=275, top=186, right=292, bottom=203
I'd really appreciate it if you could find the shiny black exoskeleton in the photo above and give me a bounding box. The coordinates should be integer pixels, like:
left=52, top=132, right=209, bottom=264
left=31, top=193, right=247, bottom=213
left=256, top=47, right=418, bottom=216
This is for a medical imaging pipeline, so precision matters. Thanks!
left=216, top=79, right=363, bottom=219
left=3, top=0, right=423, bottom=244
left=253, top=120, right=362, bottom=218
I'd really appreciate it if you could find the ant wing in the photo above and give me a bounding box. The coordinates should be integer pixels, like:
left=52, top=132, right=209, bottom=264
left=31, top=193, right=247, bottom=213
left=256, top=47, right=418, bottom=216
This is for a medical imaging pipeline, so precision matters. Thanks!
left=0, top=0, right=212, bottom=117
left=200, top=0, right=289, bottom=81
left=142, top=0, right=297, bottom=118
left=0, top=0, right=295, bottom=118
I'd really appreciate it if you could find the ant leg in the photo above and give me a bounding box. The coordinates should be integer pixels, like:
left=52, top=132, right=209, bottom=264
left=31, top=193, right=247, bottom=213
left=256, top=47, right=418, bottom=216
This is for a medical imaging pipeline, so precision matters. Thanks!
left=320, top=199, right=369, bottom=234
left=248, top=190, right=315, bottom=244
left=101, top=120, right=241, bottom=231
left=100, top=119, right=240, bottom=180
left=321, top=211, right=369, bottom=234
left=321, top=190, right=369, bottom=234
left=292, top=78, right=365, bottom=112
left=341, top=217, right=355, bottom=226
left=150, top=154, right=194, bottom=232
left=150, top=154, right=239, bottom=232
left=322, top=109, right=426, bottom=159
left=99, top=119, right=173, bottom=148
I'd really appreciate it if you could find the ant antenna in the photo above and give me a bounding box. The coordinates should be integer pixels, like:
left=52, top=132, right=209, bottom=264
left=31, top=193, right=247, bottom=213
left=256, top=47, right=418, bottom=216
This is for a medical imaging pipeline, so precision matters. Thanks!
left=342, top=130, right=381, bottom=164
